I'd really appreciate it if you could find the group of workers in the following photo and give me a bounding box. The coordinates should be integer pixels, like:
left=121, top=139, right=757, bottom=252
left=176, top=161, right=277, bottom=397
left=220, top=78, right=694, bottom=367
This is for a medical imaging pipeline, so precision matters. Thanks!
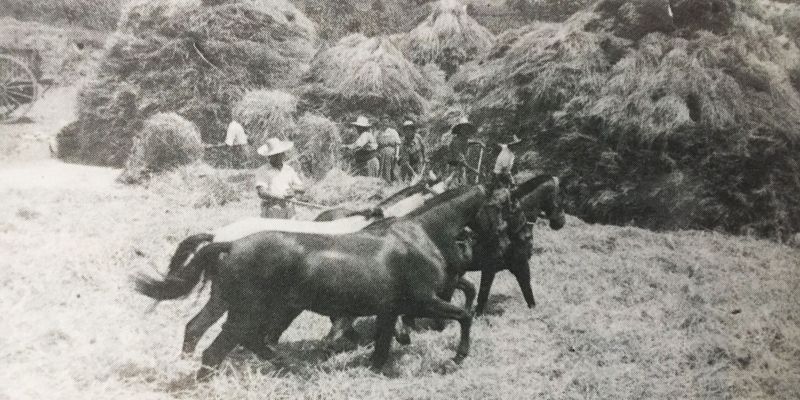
left=224, top=114, right=524, bottom=220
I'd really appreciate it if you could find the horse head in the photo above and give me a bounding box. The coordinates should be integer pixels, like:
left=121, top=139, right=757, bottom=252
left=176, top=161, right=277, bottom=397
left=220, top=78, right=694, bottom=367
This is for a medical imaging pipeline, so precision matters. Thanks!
left=513, top=175, right=566, bottom=231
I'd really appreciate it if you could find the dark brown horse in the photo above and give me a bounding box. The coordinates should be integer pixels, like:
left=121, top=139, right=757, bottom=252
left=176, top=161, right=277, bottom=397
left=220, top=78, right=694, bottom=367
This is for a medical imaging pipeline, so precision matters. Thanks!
left=172, top=177, right=453, bottom=355
left=135, top=186, right=489, bottom=380
left=468, top=175, right=565, bottom=315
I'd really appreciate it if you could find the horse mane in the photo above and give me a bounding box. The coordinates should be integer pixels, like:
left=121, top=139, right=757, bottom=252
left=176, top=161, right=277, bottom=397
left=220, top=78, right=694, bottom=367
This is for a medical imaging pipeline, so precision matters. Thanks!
left=406, top=186, right=476, bottom=218
left=512, top=174, right=554, bottom=200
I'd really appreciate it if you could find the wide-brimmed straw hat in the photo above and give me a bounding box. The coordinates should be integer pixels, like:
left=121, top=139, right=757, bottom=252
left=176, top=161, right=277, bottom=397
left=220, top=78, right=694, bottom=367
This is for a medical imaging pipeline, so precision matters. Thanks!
left=257, top=138, right=294, bottom=157
left=351, top=115, right=372, bottom=128
left=451, top=116, right=476, bottom=135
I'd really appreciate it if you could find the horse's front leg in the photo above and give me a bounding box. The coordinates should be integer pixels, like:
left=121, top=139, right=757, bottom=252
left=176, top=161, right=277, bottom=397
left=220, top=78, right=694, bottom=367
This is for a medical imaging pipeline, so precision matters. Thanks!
left=510, top=262, right=536, bottom=308
left=413, top=297, right=473, bottom=363
left=475, top=270, right=496, bottom=316
left=370, top=313, right=398, bottom=371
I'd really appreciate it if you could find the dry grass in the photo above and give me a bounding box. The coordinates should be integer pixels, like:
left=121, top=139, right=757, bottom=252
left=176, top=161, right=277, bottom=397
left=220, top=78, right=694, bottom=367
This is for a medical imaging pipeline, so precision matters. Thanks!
left=1, top=165, right=799, bottom=399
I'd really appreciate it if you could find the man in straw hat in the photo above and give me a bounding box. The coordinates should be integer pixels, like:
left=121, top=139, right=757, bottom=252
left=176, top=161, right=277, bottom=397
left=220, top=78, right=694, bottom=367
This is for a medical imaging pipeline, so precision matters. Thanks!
left=343, top=116, right=379, bottom=177
left=255, top=138, right=304, bottom=219
left=446, top=116, right=478, bottom=185
left=377, top=126, right=402, bottom=182
left=398, top=119, right=426, bottom=181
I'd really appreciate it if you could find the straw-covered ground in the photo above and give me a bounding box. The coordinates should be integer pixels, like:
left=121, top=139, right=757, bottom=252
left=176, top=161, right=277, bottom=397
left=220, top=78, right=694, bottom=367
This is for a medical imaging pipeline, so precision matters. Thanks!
left=1, top=161, right=798, bottom=399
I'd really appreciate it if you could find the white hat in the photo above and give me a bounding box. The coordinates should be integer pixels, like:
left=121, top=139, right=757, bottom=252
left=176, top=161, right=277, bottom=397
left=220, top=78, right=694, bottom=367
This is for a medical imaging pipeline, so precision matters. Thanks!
left=402, top=120, right=416, bottom=128
left=351, top=115, right=372, bottom=128
left=257, top=138, right=294, bottom=157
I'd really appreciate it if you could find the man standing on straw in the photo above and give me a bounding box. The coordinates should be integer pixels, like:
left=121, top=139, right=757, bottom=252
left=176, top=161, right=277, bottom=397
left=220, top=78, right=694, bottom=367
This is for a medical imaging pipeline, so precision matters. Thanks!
left=377, top=126, right=402, bottom=182
left=255, top=138, right=304, bottom=219
left=446, top=116, right=477, bottom=185
left=399, top=119, right=426, bottom=181
left=225, top=119, right=249, bottom=167
left=343, top=116, right=379, bottom=177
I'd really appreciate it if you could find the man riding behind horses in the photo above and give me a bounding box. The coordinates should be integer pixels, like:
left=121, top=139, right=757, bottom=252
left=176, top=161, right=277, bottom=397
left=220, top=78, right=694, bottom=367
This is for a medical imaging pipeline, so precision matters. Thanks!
left=343, top=116, right=379, bottom=177
left=398, top=119, right=426, bottom=181
left=255, top=138, right=304, bottom=219
left=377, top=126, right=402, bottom=182
left=446, top=116, right=477, bottom=185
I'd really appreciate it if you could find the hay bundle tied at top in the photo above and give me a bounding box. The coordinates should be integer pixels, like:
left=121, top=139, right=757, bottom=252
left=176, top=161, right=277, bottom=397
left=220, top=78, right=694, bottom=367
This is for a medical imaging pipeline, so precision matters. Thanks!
left=402, top=0, right=495, bottom=77
left=301, top=33, right=436, bottom=122
left=119, top=112, right=204, bottom=183
left=69, top=0, right=318, bottom=167
left=233, top=89, right=298, bottom=146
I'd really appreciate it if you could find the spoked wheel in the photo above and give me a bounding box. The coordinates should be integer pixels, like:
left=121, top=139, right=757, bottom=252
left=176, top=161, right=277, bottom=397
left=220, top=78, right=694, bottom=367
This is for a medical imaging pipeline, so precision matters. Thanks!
left=0, top=54, right=39, bottom=122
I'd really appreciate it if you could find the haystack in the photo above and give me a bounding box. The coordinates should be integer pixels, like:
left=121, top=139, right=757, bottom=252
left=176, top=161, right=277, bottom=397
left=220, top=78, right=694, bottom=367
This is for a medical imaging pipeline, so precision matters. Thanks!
left=233, top=89, right=298, bottom=146
left=293, top=113, right=343, bottom=180
left=118, top=112, right=204, bottom=183
left=301, top=33, right=437, bottom=123
left=402, top=0, right=495, bottom=77
left=453, top=1, right=800, bottom=238
left=590, top=0, right=675, bottom=40
left=68, top=0, right=318, bottom=166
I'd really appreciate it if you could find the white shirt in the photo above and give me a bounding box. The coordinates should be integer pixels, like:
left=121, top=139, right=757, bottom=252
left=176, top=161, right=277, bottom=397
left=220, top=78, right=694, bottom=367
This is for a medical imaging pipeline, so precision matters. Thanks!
left=254, top=164, right=303, bottom=198
left=225, top=121, right=248, bottom=146
left=494, top=144, right=515, bottom=174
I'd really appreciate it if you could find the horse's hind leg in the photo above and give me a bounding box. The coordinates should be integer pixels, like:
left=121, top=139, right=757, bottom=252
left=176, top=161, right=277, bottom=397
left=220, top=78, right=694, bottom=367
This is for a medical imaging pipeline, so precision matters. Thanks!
left=196, top=311, right=258, bottom=381
left=183, top=282, right=227, bottom=354
left=413, top=297, right=472, bottom=363
left=197, top=327, right=238, bottom=381
left=370, top=313, right=398, bottom=371
left=457, top=277, right=476, bottom=311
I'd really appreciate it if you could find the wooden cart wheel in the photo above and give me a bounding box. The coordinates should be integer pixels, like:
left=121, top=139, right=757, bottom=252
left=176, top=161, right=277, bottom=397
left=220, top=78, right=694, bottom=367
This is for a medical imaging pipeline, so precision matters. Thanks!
left=0, top=54, right=39, bottom=122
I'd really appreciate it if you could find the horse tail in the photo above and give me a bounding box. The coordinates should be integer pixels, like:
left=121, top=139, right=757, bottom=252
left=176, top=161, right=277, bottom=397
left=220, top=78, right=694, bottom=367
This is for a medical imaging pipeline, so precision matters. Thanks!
left=166, top=233, right=215, bottom=277
left=134, top=242, right=231, bottom=301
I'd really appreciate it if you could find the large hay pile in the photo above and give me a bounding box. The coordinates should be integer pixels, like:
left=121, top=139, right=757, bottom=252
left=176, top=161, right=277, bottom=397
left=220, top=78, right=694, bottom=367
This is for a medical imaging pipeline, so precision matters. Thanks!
left=232, top=89, right=298, bottom=146
left=68, top=0, right=318, bottom=166
left=402, top=0, right=495, bottom=78
left=118, top=112, right=204, bottom=183
left=454, top=0, right=800, bottom=239
left=301, top=33, right=438, bottom=123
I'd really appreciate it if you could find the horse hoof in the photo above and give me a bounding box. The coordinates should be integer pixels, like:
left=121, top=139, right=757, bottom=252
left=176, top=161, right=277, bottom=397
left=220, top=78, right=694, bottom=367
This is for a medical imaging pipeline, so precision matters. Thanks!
left=437, top=359, right=459, bottom=375
left=195, top=367, right=214, bottom=382
left=528, top=303, right=536, bottom=309
left=395, top=333, right=411, bottom=346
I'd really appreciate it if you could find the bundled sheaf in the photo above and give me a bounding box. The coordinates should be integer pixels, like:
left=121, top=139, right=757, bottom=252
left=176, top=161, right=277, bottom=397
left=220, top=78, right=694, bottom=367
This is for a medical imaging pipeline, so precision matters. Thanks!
left=233, top=89, right=298, bottom=146
left=301, top=33, right=437, bottom=123
left=401, top=0, right=495, bottom=78
left=68, top=0, right=318, bottom=167
left=454, top=1, right=800, bottom=239
left=118, top=112, right=204, bottom=183
left=293, top=113, right=343, bottom=180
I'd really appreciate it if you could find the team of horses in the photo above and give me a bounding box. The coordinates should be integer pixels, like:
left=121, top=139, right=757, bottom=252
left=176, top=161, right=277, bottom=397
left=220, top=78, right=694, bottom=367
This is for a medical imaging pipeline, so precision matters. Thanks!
left=135, top=175, right=564, bottom=380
